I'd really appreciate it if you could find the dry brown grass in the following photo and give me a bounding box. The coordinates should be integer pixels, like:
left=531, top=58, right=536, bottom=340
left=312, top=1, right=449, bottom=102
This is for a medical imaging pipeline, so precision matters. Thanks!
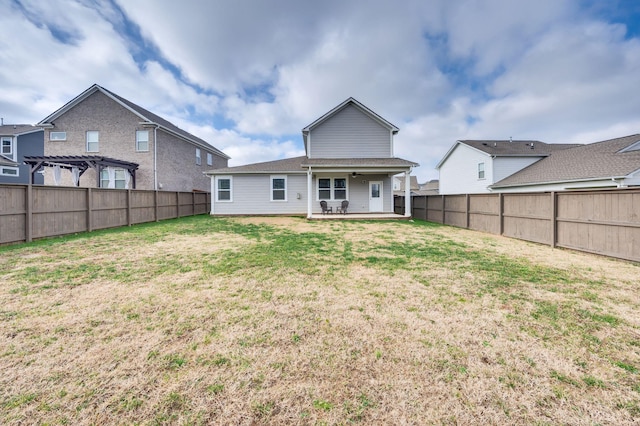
left=1, top=216, right=639, bottom=425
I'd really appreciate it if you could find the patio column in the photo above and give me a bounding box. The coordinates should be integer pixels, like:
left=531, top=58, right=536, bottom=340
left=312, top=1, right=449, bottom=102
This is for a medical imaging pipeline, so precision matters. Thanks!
left=307, top=168, right=313, bottom=219
left=404, top=171, right=411, bottom=217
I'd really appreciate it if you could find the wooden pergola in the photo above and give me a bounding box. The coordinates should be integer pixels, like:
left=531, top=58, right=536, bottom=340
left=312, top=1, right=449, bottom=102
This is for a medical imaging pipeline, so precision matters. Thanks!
left=23, top=155, right=139, bottom=188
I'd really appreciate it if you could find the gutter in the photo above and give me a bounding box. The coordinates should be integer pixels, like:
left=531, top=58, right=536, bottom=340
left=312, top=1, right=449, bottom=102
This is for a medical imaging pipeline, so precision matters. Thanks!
left=490, top=175, right=629, bottom=190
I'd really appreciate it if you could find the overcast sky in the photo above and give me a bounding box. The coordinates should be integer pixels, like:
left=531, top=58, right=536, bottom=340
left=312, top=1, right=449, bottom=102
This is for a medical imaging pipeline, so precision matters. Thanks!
left=2, top=0, right=640, bottom=181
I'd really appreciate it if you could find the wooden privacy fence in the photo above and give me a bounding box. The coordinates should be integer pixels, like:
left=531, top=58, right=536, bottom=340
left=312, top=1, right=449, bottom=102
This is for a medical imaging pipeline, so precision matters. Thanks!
left=395, top=189, right=640, bottom=263
left=0, top=184, right=211, bottom=244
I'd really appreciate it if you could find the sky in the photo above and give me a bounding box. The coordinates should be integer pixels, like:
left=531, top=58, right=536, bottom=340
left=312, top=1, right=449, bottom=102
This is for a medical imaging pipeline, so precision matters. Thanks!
left=2, top=0, right=640, bottom=182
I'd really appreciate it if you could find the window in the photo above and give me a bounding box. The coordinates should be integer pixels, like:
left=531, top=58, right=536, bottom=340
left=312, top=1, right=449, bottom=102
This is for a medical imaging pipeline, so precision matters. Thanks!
left=136, top=130, right=149, bottom=151
left=1, top=137, right=12, bottom=157
left=196, top=148, right=201, bottom=165
left=334, top=178, right=347, bottom=200
left=216, top=176, right=232, bottom=201
left=317, top=177, right=348, bottom=200
left=478, top=162, right=485, bottom=180
left=271, top=175, right=287, bottom=201
left=50, top=132, right=66, bottom=141
left=100, top=168, right=126, bottom=189
left=207, top=152, right=213, bottom=166
left=86, top=131, right=99, bottom=152
left=1, top=167, right=18, bottom=176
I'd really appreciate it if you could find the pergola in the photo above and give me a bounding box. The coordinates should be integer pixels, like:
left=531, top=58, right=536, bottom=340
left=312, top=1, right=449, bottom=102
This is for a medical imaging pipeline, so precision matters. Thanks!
left=23, top=155, right=139, bottom=188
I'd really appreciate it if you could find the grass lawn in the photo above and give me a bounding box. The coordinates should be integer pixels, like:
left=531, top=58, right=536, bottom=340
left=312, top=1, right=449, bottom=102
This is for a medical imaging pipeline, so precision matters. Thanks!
left=1, top=215, right=639, bottom=425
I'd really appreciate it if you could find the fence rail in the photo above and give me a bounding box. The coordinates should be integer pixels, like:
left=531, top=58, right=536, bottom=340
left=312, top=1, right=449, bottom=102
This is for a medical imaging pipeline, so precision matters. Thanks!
left=395, top=189, right=640, bottom=263
left=0, top=184, right=211, bottom=244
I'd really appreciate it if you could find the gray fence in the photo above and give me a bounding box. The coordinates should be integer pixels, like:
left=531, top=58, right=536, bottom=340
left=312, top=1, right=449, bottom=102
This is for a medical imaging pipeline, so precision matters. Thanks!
left=395, top=189, right=640, bottom=263
left=0, top=184, right=211, bottom=244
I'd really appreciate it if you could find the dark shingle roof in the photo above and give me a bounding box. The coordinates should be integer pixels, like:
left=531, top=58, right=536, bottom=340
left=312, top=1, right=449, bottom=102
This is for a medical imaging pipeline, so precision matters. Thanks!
left=204, top=156, right=308, bottom=174
left=492, top=134, right=640, bottom=188
left=204, top=156, right=418, bottom=175
left=460, top=140, right=581, bottom=156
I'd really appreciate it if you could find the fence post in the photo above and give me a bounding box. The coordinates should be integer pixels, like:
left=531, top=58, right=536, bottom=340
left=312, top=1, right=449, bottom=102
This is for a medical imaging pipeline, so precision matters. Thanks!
left=465, top=194, right=470, bottom=229
left=26, top=185, right=33, bottom=243
left=441, top=195, right=445, bottom=224
left=176, top=192, right=180, bottom=218
left=551, top=191, right=557, bottom=248
left=192, top=192, right=196, bottom=216
left=498, top=193, right=504, bottom=235
left=127, top=189, right=132, bottom=226
left=87, top=188, right=93, bottom=232
left=154, top=190, right=159, bottom=222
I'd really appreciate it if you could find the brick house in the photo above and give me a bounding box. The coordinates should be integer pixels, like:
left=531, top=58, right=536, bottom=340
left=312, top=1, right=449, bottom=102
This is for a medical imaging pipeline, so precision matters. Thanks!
left=36, top=84, right=229, bottom=191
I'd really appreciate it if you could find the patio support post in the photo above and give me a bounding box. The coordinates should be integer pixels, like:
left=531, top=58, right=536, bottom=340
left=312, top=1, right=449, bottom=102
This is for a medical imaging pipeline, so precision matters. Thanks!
left=404, top=171, right=411, bottom=217
left=307, top=168, right=313, bottom=219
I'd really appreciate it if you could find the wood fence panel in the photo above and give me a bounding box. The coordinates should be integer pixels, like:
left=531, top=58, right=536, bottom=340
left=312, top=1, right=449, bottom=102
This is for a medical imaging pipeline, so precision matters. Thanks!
left=0, top=185, right=27, bottom=244
left=156, top=191, right=178, bottom=220
left=502, top=193, right=552, bottom=244
left=178, top=192, right=194, bottom=217
left=32, top=187, right=88, bottom=238
left=194, top=192, right=209, bottom=215
left=426, top=196, right=443, bottom=223
left=130, top=191, right=156, bottom=224
left=444, top=195, right=466, bottom=227
left=91, top=189, right=127, bottom=230
left=412, top=196, right=428, bottom=221
left=556, top=190, right=640, bottom=261
left=468, top=194, right=500, bottom=234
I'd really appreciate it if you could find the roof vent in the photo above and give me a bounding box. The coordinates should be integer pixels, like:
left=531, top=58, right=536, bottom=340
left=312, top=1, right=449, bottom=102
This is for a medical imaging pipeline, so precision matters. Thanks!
left=530, top=143, right=534, bottom=149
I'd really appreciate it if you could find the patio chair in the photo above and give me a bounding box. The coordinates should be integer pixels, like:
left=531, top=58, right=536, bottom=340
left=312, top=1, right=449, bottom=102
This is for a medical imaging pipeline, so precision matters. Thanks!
left=320, top=200, right=332, bottom=214
left=337, top=200, right=349, bottom=214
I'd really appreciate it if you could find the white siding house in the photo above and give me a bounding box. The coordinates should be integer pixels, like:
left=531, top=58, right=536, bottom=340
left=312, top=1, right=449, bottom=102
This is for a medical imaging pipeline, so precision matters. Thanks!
left=206, top=98, right=418, bottom=217
left=436, top=140, right=580, bottom=195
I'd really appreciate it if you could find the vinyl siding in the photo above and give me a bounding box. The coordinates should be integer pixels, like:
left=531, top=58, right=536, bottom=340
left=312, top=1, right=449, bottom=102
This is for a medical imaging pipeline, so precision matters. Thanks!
left=493, top=156, right=545, bottom=182
left=439, top=144, right=492, bottom=194
left=212, top=174, right=308, bottom=215
left=211, top=174, right=394, bottom=215
left=309, top=104, right=392, bottom=159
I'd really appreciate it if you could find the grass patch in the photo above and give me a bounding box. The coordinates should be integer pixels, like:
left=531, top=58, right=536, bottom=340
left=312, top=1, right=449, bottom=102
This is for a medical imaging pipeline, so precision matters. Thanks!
left=1, top=215, right=638, bottom=424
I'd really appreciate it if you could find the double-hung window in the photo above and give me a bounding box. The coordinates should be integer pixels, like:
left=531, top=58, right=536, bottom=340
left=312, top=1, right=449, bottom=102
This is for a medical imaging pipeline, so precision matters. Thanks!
left=216, top=176, right=232, bottom=201
left=317, top=177, right=348, bottom=200
left=196, top=148, right=201, bottom=165
left=1, top=137, right=12, bottom=158
left=478, top=162, right=485, bottom=180
left=271, top=175, right=287, bottom=201
left=86, top=131, right=99, bottom=152
left=136, top=130, right=149, bottom=151
left=207, top=152, right=213, bottom=166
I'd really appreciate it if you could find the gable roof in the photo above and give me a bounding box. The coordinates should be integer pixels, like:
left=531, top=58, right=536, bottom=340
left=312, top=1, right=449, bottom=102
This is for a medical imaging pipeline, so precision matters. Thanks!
left=37, top=84, right=229, bottom=159
left=491, top=134, right=640, bottom=189
left=301, top=97, right=399, bottom=151
left=436, top=139, right=580, bottom=169
left=204, top=156, right=308, bottom=175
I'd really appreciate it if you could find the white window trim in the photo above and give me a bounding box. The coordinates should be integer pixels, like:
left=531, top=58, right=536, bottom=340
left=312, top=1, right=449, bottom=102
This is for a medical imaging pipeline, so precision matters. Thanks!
left=196, top=148, right=201, bottom=165
left=1, top=136, right=14, bottom=160
left=86, top=131, right=99, bottom=152
left=270, top=175, right=287, bottom=202
left=136, top=130, right=149, bottom=152
left=0, top=166, right=19, bottom=176
left=50, top=131, right=67, bottom=141
left=478, top=162, right=485, bottom=180
left=215, top=176, right=232, bottom=202
left=316, top=176, right=349, bottom=201
left=207, top=152, right=213, bottom=166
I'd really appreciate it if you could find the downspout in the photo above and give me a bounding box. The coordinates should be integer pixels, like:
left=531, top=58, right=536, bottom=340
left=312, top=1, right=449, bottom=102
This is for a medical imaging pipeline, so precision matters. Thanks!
left=153, top=125, right=158, bottom=190
left=404, top=170, right=411, bottom=217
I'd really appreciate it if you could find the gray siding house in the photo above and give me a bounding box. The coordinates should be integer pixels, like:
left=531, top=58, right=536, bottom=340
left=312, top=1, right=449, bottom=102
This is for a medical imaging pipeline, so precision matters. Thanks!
left=205, top=98, right=418, bottom=217
left=35, top=84, right=229, bottom=191
left=0, top=124, right=44, bottom=185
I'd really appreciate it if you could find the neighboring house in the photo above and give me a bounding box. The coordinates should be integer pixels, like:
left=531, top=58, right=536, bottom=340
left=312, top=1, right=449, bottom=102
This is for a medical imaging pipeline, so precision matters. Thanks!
left=0, top=124, right=44, bottom=184
left=491, top=134, right=640, bottom=192
left=436, top=140, right=580, bottom=194
left=418, top=179, right=439, bottom=195
left=205, top=97, right=418, bottom=217
left=393, top=175, right=419, bottom=196
left=34, top=84, right=229, bottom=191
